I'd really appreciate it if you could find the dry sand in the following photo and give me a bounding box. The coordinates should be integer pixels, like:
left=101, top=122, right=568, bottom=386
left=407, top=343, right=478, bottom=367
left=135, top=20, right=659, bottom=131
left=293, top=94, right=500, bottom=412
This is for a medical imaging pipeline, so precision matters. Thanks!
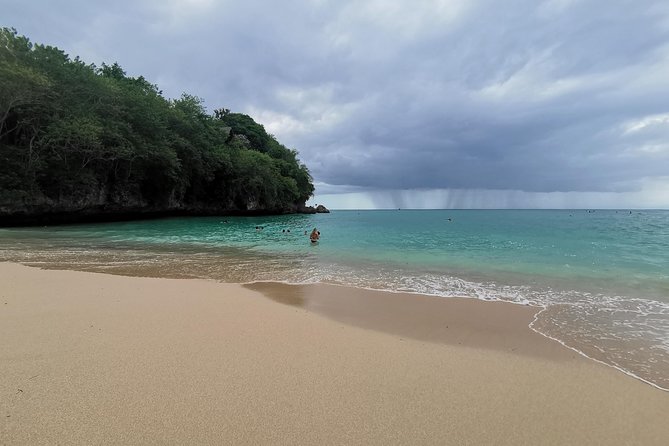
left=1, top=262, right=668, bottom=445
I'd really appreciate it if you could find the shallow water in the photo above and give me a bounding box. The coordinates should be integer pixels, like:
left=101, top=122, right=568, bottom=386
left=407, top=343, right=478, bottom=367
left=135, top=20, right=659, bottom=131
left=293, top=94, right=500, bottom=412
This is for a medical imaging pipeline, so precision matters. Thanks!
left=1, top=209, right=667, bottom=389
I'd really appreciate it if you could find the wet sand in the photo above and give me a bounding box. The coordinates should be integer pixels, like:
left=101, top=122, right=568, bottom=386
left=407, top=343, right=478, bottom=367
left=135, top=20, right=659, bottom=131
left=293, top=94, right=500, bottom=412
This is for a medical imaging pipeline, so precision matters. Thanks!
left=1, top=262, right=668, bottom=445
left=246, top=282, right=574, bottom=359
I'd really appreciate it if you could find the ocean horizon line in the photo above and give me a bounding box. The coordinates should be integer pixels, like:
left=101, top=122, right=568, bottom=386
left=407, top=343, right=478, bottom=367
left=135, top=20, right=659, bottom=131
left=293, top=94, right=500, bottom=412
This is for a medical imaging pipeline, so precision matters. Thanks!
left=318, top=207, right=669, bottom=211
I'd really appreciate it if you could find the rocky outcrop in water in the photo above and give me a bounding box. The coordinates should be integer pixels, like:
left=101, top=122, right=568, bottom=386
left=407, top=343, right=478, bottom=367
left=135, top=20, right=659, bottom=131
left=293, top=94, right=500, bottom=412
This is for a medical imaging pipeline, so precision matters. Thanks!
left=296, top=204, right=330, bottom=215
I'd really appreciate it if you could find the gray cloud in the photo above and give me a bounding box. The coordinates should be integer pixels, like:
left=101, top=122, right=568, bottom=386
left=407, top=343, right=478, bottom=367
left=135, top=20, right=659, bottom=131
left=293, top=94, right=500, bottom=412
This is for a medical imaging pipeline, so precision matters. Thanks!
left=3, top=0, right=669, bottom=204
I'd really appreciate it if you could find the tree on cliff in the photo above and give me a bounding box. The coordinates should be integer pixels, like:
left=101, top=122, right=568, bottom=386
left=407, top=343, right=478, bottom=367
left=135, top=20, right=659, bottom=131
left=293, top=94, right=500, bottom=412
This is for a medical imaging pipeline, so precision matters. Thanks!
left=0, top=28, right=314, bottom=221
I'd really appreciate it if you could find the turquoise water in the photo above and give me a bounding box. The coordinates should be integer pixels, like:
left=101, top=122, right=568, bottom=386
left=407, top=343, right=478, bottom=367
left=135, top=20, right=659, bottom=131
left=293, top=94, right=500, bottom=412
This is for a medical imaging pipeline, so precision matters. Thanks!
left=1, top=209, right=668, bottom=389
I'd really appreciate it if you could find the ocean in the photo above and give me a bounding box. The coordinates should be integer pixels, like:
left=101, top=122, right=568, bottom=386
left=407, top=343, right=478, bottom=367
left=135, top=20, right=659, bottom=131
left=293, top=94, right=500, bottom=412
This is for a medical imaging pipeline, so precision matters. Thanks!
left=1, top=209, right=668, bottom=390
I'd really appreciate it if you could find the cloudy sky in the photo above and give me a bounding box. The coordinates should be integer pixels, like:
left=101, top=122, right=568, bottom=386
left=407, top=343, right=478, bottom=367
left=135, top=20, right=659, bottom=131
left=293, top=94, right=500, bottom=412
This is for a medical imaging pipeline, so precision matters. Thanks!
left=3, top=0, right=669, bottom=208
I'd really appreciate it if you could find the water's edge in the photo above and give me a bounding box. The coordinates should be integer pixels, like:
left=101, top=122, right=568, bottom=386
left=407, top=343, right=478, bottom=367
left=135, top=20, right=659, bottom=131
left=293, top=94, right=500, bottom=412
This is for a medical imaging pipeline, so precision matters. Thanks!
left=8, top=260, right=668, bottom=393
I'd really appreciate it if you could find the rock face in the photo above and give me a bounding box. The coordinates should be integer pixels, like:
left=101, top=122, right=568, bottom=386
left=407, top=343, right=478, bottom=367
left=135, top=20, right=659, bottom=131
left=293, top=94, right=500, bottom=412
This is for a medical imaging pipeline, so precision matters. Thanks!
left=0, top=192, right=329, bottom=226
left=296, top=205, right=317, bottom=214
left=0, top=199, right=313, bottom=227
left=295, top=204, right=329, bottom=214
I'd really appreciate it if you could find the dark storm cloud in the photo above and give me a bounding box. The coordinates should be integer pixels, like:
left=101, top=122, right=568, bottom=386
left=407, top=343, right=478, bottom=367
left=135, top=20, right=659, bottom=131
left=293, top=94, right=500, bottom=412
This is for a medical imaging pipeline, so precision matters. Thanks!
left=3, top=0, right=669, bottom=196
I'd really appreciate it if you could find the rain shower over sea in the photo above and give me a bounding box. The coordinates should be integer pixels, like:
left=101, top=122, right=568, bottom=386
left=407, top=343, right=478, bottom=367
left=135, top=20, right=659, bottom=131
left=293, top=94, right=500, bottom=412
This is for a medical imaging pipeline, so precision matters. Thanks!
left=1, top=209, right=668, bottom=390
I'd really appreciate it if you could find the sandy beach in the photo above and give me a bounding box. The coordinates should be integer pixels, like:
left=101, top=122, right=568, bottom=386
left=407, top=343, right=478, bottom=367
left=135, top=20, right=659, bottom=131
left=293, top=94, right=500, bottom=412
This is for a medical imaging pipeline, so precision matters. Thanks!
left=1, top=262, right=668, bottom=445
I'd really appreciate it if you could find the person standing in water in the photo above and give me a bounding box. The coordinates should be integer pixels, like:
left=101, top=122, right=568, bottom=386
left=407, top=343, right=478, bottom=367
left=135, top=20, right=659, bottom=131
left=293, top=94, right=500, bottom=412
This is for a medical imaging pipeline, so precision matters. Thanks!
left=310, top=228, right=320, bottom=243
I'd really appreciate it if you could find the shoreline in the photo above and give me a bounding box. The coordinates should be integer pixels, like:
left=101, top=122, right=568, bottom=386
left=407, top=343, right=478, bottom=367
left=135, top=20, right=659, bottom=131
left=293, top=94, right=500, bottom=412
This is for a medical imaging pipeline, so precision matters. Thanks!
left=244, top=281, right=574, bottom=360
left=6, top=259, right=669, bottom=391
left=247, top=281, right=669, bottom=392
left=2, top=262, right=668, bottom=444
left=528, top=305, right=669, bottom=393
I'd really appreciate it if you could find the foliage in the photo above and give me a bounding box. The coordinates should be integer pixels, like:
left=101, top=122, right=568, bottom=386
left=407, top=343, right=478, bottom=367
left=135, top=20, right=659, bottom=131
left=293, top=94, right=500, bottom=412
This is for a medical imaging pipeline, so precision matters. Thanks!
left=0, top=28, right=314, bottom=215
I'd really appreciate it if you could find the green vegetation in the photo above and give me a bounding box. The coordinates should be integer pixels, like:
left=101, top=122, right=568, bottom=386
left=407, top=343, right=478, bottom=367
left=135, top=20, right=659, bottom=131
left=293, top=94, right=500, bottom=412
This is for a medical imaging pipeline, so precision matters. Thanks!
left=0, top=28, right=314, bottom=224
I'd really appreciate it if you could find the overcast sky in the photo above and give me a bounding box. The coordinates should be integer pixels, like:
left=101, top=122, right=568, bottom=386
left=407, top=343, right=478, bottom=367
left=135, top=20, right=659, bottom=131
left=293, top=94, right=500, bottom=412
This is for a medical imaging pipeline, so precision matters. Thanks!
left=3, top=0, right=669, bottom=208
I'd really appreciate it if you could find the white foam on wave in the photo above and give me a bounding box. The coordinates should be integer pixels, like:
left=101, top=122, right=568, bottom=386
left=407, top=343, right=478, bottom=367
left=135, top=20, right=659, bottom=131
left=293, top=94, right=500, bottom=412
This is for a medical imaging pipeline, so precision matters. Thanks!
left=529, top=307, right=669, bottom=392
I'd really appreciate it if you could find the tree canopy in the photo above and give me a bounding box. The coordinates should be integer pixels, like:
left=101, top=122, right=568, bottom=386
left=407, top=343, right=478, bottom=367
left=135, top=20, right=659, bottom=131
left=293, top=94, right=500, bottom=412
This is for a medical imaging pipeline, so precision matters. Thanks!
left=0, top=28, right=314, bottom=223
